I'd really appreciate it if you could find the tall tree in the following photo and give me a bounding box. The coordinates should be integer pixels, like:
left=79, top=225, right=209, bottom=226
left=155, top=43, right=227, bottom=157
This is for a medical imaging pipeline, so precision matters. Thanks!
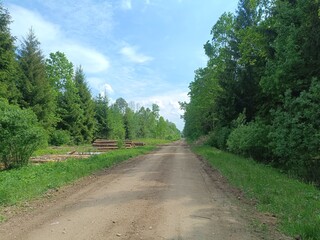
left=74, top=66, right=96, bottom=143
left=113, top=97, right=128, bottom=115
left=0, top=4, right=20, bottom=103
left=57, top=76, right=84, bottom=144
left=94, top=94, right=109, bottom=139
left=124, top=106, right=137, bottom=139
left=46, top=51, right=74, bottom=92
left=261, top=0, right=320, bottom=106
left=17, top=28, right=57, bottom=132
left=156, top=116, right=167, bottom=139
left=46, top=52, right=84, bottom=144
left=108, top=103, right=125, bottom=140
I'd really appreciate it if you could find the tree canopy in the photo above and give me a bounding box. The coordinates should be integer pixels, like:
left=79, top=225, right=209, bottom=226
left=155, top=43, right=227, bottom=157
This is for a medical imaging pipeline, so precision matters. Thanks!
left=181, top=0, right=320, bottom=184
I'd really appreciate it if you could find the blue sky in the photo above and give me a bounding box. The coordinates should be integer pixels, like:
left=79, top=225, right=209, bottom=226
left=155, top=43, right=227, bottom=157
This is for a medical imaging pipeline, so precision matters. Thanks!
left=4, top=0, right=238, bottom=130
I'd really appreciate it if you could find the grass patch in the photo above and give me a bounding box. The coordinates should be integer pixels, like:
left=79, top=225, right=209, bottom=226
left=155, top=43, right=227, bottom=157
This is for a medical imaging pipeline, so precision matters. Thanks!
left=0, top=146, right=154, bottom=207
left=33, top=144, right=97, bottom=156
left=193, top=145, right=320, bottom=240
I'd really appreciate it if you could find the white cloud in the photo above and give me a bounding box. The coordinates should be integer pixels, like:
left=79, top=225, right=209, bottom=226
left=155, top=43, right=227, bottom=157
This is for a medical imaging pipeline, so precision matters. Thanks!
left=87, top=78, right=114, bottom=97
left=8, top=4, right=61, bottom=43
left=120, top=46, right=153, bottom=64
left=60, top=43, right=110, bottom=73
left=8, top=4, right=110, bottom=74
left=102, top=83, right=114, bottom=95
left=121, top=0, right=132, bottom=10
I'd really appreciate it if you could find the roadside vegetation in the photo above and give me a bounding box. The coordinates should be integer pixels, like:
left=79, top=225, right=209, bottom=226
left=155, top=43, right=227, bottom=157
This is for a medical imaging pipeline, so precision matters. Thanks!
left=180, top=0, right=320, bottom=185
left=181, top=1, right=319, bottom=238
left=193, top=145, right=320, bottom=240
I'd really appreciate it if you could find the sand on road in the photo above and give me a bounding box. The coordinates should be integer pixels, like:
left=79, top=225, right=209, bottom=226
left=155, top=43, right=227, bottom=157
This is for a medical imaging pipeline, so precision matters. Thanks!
left=0, top=141, right=263, bottom=240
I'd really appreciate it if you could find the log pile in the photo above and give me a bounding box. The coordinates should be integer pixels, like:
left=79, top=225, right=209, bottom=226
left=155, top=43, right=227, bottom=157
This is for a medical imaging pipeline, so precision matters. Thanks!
left=92, top=139, right=144, bottom=152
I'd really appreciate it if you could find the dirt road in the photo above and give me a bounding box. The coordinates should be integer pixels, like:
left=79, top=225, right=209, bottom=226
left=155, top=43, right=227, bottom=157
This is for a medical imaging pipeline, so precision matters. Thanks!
left=0, top=141, right=262, bottom=240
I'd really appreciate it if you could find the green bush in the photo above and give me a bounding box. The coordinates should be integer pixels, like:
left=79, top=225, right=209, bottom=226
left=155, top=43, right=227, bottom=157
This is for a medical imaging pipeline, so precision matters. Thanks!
left=269, top=78, right=320, bottom=183
left=0, top=101, right=47, bottom=168
left=227, top=120, right=270, bottom=161
left=50, top=130, right=71, bottom=146
left=206, top=126, right=231, bottom=150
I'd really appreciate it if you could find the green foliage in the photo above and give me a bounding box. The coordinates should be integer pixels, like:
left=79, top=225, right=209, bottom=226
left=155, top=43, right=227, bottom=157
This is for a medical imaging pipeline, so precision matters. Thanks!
left=94, top=94, right=109, bottom=138
left=107, top=104, right=125, bottom=140
left=269, top=78, right=320, bottom=182
left=0, top=3, right=179, bottom=152
left=206, top=126, right=231, bottom=150
left=193, top=146, right=320, bottom=240
left=156, top=116, right=167, bottom=139
left=183, top=0, right=320, bottom=184
left=0, top=4, right=20, bottom=103
left=46, top=53, right=86, bottom=145
left=227, top=120, right=271, bottom=161
left=57, top=77, right=84, bottom=144
left=124, top=107, right=137, bottom=139
left=74, top=66, right=96, bottom=143
left=0, top=100, right=47, bottom=168
left=45, top=51, right=74, bottom=91
left=17, top=28, right=57, bottom=133
left=0, top=146, right=155, bottom=205
left=49, top=130, right=71, bottom=146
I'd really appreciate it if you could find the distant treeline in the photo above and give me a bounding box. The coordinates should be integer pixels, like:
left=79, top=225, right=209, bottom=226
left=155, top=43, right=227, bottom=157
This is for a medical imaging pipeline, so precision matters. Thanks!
left=0, top=3, right=180, bottom=166
left=181, top=0, right=320, bottom=184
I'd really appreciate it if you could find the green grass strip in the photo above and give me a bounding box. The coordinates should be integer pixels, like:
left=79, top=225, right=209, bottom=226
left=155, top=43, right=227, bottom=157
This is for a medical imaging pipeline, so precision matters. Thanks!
left=193, top=145, right=320, bottom=240
left=0, top=146, right=154, bottom=207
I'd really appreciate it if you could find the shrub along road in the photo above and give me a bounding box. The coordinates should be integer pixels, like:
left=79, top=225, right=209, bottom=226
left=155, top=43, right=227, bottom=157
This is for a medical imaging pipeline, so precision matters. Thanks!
left=0, top=141, right=284, bottom=240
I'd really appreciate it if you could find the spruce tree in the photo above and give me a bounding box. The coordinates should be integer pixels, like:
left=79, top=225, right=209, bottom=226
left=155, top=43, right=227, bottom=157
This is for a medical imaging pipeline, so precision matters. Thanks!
left=94, top=94, right=109, bottom=139
left=17, top=28, right=57, bottom=132
left=46, top=51, right=84, bottom=144
left=0, top=4, right=20, bottom=103
left=58, top=77, right=84, bottom=144
left=74, top=66, right=96, bottom=143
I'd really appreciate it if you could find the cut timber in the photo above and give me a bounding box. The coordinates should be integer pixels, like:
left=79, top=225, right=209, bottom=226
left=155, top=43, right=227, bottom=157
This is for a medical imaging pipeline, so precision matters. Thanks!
left=92, top=139, right=145, bottom=152
left=92, top=139, right=118, bottom=152
left=133, top=142, right=145, bottom=146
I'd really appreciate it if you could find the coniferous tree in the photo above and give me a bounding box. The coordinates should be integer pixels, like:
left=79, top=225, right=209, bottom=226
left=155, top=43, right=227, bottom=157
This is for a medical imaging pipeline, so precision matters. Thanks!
left=17, top=28, right=57, bottom=133
left=94, top=94, right=109, bottom=138
left=124, top=106, right=137, bottom=139
left=0, top=4, right=20, bottom=103
left=74, top=66, right=96, bottom=143
left=58, top=77, right=84, bottom=144
left=46, top=52, right=84, bottom=144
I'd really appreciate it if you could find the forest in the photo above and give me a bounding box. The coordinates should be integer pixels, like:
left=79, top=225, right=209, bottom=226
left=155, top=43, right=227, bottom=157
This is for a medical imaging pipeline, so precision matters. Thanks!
left=0, top=3, right=180, bottom=169
left=181, top=0, right=320, bottom=184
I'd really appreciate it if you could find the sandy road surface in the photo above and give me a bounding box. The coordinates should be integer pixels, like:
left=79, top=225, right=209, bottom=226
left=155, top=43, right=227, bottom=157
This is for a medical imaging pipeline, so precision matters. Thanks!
left=0, top=141, right=261, bottom=240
